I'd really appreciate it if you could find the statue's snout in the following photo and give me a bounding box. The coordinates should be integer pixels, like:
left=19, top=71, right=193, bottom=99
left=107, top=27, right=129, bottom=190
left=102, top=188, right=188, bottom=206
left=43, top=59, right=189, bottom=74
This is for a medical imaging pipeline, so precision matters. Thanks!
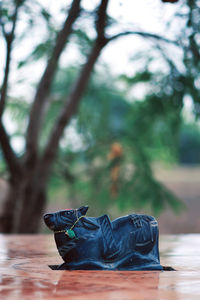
left=43, top=213, right=53, bottom=220
left=43, top=213, right=55, bottom=229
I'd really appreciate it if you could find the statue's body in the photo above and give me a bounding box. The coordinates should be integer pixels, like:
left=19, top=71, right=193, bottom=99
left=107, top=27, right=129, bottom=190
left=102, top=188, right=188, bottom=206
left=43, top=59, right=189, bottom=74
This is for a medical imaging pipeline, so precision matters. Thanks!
left=44, top=206, right=163, bottom=270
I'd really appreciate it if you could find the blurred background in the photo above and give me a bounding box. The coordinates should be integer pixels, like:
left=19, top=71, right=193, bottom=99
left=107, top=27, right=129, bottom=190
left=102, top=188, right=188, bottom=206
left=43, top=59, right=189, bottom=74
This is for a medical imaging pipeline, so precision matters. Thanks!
left=0, top=0, right=200, bottom=233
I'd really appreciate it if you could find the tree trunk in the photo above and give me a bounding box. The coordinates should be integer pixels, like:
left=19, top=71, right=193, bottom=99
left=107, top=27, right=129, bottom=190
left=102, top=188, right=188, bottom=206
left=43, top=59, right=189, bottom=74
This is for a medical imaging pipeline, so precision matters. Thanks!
left=15, top=186, right=47, bottom=233
left=0, top=178, right=20, bottom=233
left=0, top=169, right=47, bottom=233
left=0, top=0, right=110, bottom=233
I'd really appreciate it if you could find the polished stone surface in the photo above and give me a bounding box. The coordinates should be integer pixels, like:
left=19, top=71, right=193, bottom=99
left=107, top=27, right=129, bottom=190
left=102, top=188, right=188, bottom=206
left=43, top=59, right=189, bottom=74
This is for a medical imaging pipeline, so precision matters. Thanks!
left=0, top=234, right=200, bottom=299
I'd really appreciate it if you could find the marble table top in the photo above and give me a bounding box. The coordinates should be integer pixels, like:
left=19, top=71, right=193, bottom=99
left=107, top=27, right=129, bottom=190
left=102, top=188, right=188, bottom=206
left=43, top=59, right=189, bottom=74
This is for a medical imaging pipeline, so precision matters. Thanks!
left=0, top=234, right=200, bottom=299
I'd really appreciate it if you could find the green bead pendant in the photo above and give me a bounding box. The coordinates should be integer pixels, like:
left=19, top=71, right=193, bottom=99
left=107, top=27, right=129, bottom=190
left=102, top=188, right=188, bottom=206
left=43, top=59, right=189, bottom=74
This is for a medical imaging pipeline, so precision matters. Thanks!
left=66, top=229, right=76, bottom=239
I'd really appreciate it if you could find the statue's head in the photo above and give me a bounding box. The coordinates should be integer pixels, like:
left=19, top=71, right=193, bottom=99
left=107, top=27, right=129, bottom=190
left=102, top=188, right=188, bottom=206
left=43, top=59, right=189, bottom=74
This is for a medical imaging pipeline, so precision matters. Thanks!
left=43, top=206, right=89, bottom=232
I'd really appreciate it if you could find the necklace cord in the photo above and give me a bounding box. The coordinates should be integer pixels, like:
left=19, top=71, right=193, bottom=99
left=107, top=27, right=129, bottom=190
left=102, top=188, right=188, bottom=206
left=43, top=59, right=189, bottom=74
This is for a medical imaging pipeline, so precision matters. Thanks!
left=54, top=215, right=85, bottom=235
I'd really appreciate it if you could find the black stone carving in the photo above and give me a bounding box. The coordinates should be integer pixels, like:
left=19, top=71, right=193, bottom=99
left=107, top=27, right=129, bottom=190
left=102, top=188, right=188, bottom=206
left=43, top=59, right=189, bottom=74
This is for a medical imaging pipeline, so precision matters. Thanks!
left=43, top=206, right=163, bottom=270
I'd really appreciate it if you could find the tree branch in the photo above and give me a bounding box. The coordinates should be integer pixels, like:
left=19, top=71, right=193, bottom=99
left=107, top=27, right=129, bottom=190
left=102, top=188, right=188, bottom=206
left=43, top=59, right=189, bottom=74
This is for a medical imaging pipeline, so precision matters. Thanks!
left=0, top=41, right=12, bottom=118
left=96, top=0, right=109, bottom=40
left=0, top=121, right=22, bottom=177
left=0, top=1, right=22, bottom=178
left=39, top=39, right=108, bottom=181
left=161, top=0, right=179, bottom=3
left=25, top=0, right=82, bottom=165
left=107, top=30, right=178, bottom=46
left=39, top=0, right=109, bottom=181
left=0, top=2, right=20, bottom=118
left=155, top=44, right=181, bottom=74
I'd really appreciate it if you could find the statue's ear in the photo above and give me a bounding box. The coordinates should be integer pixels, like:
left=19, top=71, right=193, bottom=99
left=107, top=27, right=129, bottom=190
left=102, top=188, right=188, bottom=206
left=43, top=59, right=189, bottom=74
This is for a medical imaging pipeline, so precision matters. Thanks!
left=78, top=206, right=89, bottom=216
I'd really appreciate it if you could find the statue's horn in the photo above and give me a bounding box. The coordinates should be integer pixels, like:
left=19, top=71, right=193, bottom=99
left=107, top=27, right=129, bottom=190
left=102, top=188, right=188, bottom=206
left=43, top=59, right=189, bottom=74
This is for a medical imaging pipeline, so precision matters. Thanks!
left=78, top=206, right=89, bottom=216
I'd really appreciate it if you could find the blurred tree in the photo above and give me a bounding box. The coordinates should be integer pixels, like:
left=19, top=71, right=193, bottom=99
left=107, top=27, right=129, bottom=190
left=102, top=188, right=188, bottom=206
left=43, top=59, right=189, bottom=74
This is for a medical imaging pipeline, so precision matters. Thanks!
left=0, top=0, right=84, bottom=233
left=44, top=66, right=183, bottom=217
left=0, top=0, right=190, bottom=233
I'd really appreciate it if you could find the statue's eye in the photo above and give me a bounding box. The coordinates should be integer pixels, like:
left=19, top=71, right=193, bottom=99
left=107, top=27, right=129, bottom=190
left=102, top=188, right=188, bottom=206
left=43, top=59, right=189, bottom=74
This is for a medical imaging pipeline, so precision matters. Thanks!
left=62, top=209, right=72, bottom=215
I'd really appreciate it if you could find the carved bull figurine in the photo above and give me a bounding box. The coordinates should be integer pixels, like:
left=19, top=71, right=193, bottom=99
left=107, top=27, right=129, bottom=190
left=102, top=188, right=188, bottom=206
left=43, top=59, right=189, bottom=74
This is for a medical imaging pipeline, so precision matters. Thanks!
left=44, top=206, right=163, bottom=270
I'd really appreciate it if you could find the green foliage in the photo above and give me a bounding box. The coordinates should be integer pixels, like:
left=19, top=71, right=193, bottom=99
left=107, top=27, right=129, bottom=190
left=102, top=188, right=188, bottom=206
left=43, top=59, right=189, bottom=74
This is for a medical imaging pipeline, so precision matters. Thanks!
left=119, top=70, right=152, bottom=85
left=2, top=60, right=187, bottom=215
left=73, top=29, right=93, bottom=56
left=46, top=65, right=185, bottom=216
left=175, top=0, right=200, bottom=118
left=17, top=38, right=55, bottom=68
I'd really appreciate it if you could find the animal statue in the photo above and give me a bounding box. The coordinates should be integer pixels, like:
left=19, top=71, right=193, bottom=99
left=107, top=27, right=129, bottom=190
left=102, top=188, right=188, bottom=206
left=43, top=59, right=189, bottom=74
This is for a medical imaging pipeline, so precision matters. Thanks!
left=44, top=206, right=163, bottom=270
